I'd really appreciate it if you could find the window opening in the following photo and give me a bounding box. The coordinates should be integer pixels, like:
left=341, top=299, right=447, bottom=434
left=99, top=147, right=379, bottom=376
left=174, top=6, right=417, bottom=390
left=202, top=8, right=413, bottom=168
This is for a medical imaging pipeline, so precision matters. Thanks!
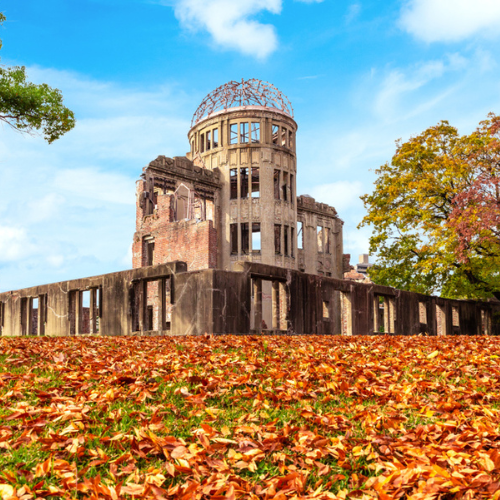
left=274, top=170, right=280, bottom=200
left=175, top=184, right=191, bottom=220
left=31, top=297, right=39, bottom=336
left=213, top=128, right=219, bottom=148
left=90, top=288, right=101, bottom=334
left=207, top=130, right=211, bottom=151
left=68, top=292, right=76, bottom=336
left=281, top=127, right=287, bottom=147
left=146, top=305, right=154, bottom=331
left=145, top=239, right=155, bottom=266
left=297, top=221, right=303, bottom=250
left=191, top=140, right=194, bottom=154
left=290, top=174, right=294, bottom=206
left=81, top=290, right=90, bottom=334
left=200, top=133, right=205, bottom=153
left=274, top=225, right=281, bottom=254
left=282, top=172, right=288, bottom=202
left=272, top=124, right=279, bottom=144
left=419, top=302, right=427, bottom=324
left=481, top=310, right=491, bottom=335
left=241, top=223, right=249, bottom=254
left=288, top=130, right=293, bottom=149
left=436, top=304, right=446, bottom=336
left=240, top=122, right=249, bottom=143
left=291, top=227, right=295, bottom=257
left=162, top=278, right=172, bottom=331
left=0, top=301, right=4, bottom=336
left=323, top=301, right=330, bottom=319
left=145, top=280, right=160, bottom=331
left=284, top=226, right=289, bottom=256
left=240, top=167, right=249, bottom=198
left=230, top=123, right=238, bottom=144
left=317, top=226, right=324, bottom=253
left=325, top=228, right=331, bottom=254
left=251, top=167, right=259, bottom=198
left=252, top=223, right=261, bottom=252
left=230, top=169, right=238, bottom=199
left=230, top=224, right=238, bottom=254
left=251, top=122, right=260, bottom=143
left=374, top=295, right=385, bottom=333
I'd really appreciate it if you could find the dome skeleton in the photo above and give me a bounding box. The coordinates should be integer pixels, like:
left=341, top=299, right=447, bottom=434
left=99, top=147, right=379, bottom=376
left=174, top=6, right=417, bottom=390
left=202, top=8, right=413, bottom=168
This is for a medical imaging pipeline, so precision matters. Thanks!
left=191, top=78, right=294, bottom=128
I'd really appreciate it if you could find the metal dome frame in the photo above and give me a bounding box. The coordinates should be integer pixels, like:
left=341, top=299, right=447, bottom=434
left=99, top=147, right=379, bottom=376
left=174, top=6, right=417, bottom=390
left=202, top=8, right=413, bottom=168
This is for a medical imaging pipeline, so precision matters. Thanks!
left=191, top=78, right=294, bottom=128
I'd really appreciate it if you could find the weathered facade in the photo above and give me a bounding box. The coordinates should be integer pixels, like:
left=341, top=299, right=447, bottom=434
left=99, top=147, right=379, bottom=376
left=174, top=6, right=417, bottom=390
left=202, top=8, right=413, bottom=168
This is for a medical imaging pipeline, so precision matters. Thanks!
left=1, top=79, right=499, bottom=337
left=133, top=79, right=343, bottom=278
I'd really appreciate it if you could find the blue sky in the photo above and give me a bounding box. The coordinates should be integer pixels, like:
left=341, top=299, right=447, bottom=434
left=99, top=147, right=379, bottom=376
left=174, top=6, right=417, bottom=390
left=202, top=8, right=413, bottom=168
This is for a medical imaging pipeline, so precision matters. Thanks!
left=1, top=0, right=500, bottom=291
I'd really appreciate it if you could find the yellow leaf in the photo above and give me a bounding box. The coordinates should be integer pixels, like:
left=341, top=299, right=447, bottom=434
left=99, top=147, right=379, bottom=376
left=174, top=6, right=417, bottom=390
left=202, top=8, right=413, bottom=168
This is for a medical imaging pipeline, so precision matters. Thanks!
left=0, top=485, right=14, bottom=500
left=427, top=350, right=439, bottom=359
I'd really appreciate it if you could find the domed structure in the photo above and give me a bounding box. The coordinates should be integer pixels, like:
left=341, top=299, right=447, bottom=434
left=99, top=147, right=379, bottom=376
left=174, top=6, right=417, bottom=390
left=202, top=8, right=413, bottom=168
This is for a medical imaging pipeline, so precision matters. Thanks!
left=191, top=79, right=294, bottom=127
left=132, top=79, right=343, bottom=330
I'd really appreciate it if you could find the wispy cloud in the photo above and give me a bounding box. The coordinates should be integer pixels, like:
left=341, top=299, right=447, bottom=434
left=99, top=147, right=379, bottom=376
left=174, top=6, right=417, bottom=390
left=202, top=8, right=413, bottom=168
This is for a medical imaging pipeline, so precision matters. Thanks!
left=400, top=0, right=500, bottom=43
left=345, top=3, right=361, bottom=24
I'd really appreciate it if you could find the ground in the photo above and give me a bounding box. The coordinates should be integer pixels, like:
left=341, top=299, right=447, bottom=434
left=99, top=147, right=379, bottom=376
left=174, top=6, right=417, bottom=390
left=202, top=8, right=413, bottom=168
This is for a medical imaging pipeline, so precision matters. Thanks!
left=0, top=335, right=500, bottom=499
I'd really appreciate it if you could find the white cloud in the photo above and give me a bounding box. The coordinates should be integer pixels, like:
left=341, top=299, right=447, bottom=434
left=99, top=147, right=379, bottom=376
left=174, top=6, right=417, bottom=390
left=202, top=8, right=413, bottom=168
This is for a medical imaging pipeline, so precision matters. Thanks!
left=170, top=0, right=282, bottom=59
left=400, top=0, right=500, bottom=43
left=0, top=227, right=33, bottom=262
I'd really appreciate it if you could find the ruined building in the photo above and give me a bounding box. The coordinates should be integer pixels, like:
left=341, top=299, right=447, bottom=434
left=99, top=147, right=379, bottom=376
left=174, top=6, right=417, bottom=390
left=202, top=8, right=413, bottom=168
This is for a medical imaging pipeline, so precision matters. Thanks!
left=131, top=80, right=343, bottom=331
left=133, top=79, right=342, bottom=275
left=1, top=80, right=499, bottom=337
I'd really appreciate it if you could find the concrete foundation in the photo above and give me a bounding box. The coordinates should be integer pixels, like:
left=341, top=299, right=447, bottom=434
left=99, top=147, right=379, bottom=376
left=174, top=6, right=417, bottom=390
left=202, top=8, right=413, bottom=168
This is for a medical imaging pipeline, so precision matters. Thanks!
left=1, top=261, right=498, bottom=337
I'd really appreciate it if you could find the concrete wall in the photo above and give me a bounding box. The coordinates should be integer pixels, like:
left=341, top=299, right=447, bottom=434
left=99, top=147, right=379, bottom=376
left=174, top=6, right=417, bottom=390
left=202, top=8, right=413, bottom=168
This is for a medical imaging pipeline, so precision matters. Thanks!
left=0, top=263, right=187, bottom=337
left=1, top=261, right=499, bottom=337
left=188, top=107, right=299, bottom=272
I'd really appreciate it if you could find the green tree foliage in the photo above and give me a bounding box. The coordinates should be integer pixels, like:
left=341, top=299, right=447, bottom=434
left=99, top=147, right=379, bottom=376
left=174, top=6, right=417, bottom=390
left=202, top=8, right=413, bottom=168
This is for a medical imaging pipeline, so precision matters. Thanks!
left=360, top=113, right=500, bottom=300
left=0, top=13, right=75, bottom=143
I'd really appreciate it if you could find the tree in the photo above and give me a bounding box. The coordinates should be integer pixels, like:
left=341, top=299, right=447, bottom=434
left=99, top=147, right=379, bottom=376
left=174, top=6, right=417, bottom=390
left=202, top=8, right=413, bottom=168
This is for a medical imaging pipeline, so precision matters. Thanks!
left=359, top=113, right=500, bottom=300
left=0, top=13, right=75, bottom=143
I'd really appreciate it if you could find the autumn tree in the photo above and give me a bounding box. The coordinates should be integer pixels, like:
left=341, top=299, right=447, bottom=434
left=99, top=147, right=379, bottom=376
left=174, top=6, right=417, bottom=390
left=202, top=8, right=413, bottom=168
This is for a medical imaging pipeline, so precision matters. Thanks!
left=0, top=13, right=75, bottom=143
left=360, top=113, right=500, bottom=300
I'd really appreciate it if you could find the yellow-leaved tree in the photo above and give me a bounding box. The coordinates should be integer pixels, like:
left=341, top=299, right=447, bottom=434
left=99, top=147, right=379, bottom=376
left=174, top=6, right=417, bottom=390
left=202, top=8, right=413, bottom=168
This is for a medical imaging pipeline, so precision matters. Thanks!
left=360, top=113, right=500, bottom=300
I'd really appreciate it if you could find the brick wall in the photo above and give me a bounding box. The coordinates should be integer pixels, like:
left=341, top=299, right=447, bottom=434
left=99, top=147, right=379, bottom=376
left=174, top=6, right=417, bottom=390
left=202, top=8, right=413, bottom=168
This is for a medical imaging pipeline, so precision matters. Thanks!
left=133, top=181, right=217, bottom=272
left=133, top=219, right=217, bottom=271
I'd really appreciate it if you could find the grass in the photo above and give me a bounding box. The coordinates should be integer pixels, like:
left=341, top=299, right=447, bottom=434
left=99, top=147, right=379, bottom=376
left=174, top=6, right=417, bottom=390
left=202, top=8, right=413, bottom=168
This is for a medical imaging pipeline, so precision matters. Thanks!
left=1, top=334, right=500, bottom=499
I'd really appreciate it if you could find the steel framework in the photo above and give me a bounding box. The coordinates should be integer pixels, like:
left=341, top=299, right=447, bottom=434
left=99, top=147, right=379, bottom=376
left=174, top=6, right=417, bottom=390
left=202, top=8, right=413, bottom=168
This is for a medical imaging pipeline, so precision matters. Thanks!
left=191, top=79, right=294, bottom=127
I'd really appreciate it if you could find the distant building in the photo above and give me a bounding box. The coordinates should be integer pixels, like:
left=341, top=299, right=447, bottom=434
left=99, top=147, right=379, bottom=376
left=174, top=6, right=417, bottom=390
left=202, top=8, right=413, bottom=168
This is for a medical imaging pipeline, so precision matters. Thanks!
left=354, top=254, right=373, bottom=277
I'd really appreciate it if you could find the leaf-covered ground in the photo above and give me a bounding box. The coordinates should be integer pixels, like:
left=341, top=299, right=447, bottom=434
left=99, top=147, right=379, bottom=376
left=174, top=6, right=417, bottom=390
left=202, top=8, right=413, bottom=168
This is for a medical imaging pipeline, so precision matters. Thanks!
left=1, top=335, right=500, bottom=500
